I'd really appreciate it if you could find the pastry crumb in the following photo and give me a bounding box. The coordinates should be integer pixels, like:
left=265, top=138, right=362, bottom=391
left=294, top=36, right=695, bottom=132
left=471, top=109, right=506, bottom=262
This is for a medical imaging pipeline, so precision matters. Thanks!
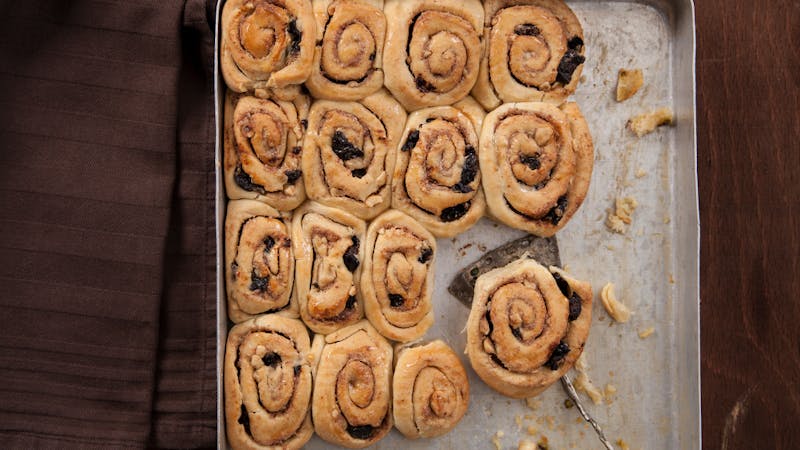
left=515, top=414, right=523, bottom=430
left=491, top=430, right=504, bottom=450
left=604, top=383, right=617, bottom=402
left=635, top=168, right=648, bottom=178
left=527, top=425, right=538, bottom=436
left=628, top=107, right=674, bottom=136
left=600, top=282, right=632, bottom=323
left=638, top=326, right=655, bottom=339
left=574, top=353, right=604, bottom=405
left=616, top=68, right=644, bottom=102
left=538, top=435, right=550, bottom=449
left=519, top=440, right=537, bottom=450
left=669, top=274, right=675, bottom=284
left=605, top=197, right=638, bottom=234
left=617, top=438, right=630, bottom=450
left=525, top=398, right=542, bottom=411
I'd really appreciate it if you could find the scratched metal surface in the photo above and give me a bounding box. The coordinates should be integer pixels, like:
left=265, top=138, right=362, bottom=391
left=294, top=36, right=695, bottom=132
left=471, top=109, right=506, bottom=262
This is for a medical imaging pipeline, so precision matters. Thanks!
left=214, top=1, right=699, bottom=448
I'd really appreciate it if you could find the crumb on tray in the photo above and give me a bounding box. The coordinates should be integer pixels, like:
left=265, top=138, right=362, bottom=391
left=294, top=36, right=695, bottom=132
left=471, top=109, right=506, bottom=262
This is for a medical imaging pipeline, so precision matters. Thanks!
left=574, top=353, right=604, bottom=405
left=600, top=282, right=633, bottom=323
left=617, top=438, right=631, bottom=450
left=616, top=68, right=644, bottom=102
left=638, top=326, right=655, bottom=339
left=525, top=397, right=542, bottom=411
left=635, top=168, right=648, bottom=178
left=491, top=430, right=504, bottom=450
left=628, top=107, right=674, bottom=136
left=519, top=440, right=537, bottom=450
left=605, top=197, right=638, bottom=234
left=604, top=383, right=617, bottom=402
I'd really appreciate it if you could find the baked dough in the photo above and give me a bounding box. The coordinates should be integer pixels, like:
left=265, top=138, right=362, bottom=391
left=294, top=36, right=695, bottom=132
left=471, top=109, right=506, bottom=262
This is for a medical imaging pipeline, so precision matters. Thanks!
left=472, top=0, right=586, bottom=109
left=391, top=97, right=487, bottom=237
left=305, top=0, right=386, bottom=100
left=362, top=210, right=436, bottom=342
left=383, top=0, right=484, bottom=111
left=466, top=259, right=592, bottom=398
left=221, top=0, right=316, bottom=99
left=480, top=101, right=594, bottom=237
left=292, top=202, right=366, bottom=334
left=225, top=200, right=296, bottom=323
left=224, top=92, right=309, bottom=211
left=393, top=340, right=469, bottom=439
left=224, top=314, right=315, bottom=449
left=302, top=89, right=406, bottom=219
left=312, top=321, right=393, bottom=448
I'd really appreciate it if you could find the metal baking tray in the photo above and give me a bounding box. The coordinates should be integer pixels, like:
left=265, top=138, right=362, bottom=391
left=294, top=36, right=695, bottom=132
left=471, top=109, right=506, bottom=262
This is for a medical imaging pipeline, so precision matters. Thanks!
left=214, top=0, right=699, bottom=448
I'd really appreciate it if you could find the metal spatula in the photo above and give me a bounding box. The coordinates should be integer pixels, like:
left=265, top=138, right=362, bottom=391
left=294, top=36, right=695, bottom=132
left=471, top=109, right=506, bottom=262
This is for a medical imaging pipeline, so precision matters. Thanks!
left=448, top=235, right=614, bottom=450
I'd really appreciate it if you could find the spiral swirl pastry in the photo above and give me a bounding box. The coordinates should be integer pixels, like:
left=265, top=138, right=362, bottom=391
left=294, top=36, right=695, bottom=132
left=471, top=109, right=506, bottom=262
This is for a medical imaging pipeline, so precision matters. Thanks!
left=302, top=89, right=406, bottom=219
left=291, top=202, right=366, bottom=334
left=391, top=97, right=486, bottom=237
left=472, top=0, right=586, bottom=109
left=466, top=258, right=592, bottom=398
left=479, top=101, right=593, bottom=237
left=221, top=0, right=316, bottom=99
left=224, top=314, right=315, bottom=449
left=305, top=0, right=386, bottom=100
left=361, top=210, right=435, bottom=342
left=225, top=200, right=296, bottom=324
left=224, top=92, right=310, bottom=211
left=382, top=0, right=484, bottom=111
left=393, top=340, right=469, bottom=439
left=312, top=321, right=393, bottom=448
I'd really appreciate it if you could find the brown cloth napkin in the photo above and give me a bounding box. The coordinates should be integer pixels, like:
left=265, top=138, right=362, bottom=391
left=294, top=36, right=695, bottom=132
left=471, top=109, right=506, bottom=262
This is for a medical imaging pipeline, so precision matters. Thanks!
left=0, top=1, right=217, bottom=448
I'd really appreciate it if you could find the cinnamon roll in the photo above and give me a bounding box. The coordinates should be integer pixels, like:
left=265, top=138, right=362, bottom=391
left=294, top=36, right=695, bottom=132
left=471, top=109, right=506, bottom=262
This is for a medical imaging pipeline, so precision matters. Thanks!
left=472, top=0, right=586, bottom=109
left=224, top=314, right=315, bottom=449
left=292, top=202, right=366, bottom=334
left=221, top=0, right=316, bottom=99
left=391, top=97, right=486, bottom=237
left=305, top=0, right=386, bottom=100
left=224, top=92, right=310, bottom=211
left=362, top=210, right=435, bottom=342
left=312, top=321, right=393, bottom=448
left=479, top=101, right=593, bottom=237
left=383, top=0, right=484, bottom=111
left=466, top=258, right=592, bottom=398
left=393, top=340, right=469, bottom=439
left=225, top=200, right=296, bottom=324
left=302, top=89, right=406, bottom=219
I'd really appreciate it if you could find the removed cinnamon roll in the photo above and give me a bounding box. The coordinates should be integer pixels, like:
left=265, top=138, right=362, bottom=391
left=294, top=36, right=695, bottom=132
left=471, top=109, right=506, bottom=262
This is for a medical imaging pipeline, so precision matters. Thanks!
left=391, top=97, right=486, bottom=237
left=224, top=314, right=315, bottom=449
left=225, top=200, right=296, bottom=324
left=305, top=0, right=386, bottom=100
left=302, top=89, right=406, bottom=219
left=292, top=202, right=366, bottom=334
left=362, top=210, right=435, bottom=342
left=383, top=0, right=484, bottom=111
left=312, top=321, right=393, bottom=448
left=480, top=102, right=593, bottom=237
left=393, top=340, right=469, bottom=439
left=221, top=0, right=315, bottom=99
left=472, top=0, right=586, bottom=109
left=224, top=92, right=309, bottom=211
left=466, top=259, right=592, bottom=398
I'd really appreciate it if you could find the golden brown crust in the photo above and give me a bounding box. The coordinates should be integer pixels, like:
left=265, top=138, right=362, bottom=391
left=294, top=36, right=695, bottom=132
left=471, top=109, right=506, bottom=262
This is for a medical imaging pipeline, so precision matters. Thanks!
left=224, top=92, right=309, bottom=211
left=383, top=0, right=484, bottom=111
left=392, top=340, right=469, bottom=438
left=391, top=97, right=487, bottom=237
left=466, top=259, right=592, bottom=398
left=305, top=0, right=386, bottom=100
left=362, top=210, right=436, bottom=342
left=291, top=202, right=366, bottom=334
left=472, top=0, right=585, bottom=109
left=225, top=200, right=296, bottom=324
left=224, top=315, right=314, bottom=450
left=479, top=101, right=593, bottom=237
left=302, top=89, right=406, bottom=219
left=221, top=0, right=316, bottom=98
left=312, top=321, right=393, bottom=448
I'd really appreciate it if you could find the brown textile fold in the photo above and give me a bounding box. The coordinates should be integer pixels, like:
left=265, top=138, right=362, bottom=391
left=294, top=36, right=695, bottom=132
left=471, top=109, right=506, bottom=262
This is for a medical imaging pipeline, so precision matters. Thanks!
left=0, top=0, right=218, bottom=448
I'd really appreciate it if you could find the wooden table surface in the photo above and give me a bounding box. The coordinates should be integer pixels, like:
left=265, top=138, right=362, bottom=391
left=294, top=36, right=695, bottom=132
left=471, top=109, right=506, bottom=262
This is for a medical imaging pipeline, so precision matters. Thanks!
left=696, top=0, right=800, bottom=448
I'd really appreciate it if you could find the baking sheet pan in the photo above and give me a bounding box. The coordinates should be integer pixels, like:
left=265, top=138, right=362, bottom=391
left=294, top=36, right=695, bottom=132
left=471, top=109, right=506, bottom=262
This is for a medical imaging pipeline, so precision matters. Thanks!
left=214, top=0, right=699, bottom=448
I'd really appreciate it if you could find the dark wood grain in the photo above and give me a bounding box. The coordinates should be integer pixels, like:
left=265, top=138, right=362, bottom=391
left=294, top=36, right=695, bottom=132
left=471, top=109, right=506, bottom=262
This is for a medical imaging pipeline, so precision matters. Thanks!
left=697, top=0, right=800, bottom=448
